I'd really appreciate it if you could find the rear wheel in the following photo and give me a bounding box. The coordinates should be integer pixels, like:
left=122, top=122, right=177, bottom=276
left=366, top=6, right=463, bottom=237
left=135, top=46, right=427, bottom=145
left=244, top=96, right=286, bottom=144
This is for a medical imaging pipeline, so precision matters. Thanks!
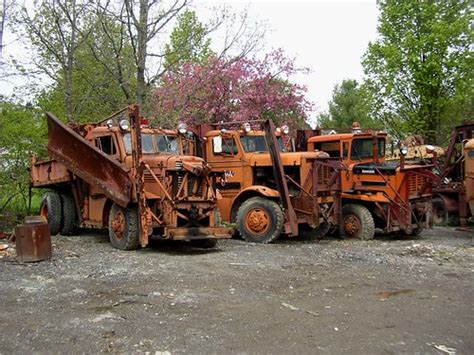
left=432, top=197, right=448, bottom=225
left=40, top=192, right=62, bottom=235
left=60, top=193, right=79, bottom=235
left=191, top=239, right=217, bottom=248
left=236, top=197, right=284, bottom=244
left=108, top=203, right=139, bottom=250
left=341, top=204, right=375, bottom=240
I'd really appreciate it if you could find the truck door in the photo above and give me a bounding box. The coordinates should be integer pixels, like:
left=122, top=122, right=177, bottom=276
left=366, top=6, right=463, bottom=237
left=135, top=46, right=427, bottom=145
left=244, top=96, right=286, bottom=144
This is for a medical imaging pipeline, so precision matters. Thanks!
left=206, top=133, right=244, bottom=221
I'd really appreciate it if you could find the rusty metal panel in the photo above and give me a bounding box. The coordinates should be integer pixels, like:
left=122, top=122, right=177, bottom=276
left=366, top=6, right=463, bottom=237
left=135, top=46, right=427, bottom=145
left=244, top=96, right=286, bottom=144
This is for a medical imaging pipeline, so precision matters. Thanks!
left=46, top=112, right=132, bottom=208
left=263, top=119, right=298, bottom=236
left=15, top=218, right=52, bottom=262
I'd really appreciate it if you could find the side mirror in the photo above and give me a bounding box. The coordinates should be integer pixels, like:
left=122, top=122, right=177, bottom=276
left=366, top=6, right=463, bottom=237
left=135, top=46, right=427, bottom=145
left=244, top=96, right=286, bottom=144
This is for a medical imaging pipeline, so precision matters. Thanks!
left=213, top=136, right=223, bottom=154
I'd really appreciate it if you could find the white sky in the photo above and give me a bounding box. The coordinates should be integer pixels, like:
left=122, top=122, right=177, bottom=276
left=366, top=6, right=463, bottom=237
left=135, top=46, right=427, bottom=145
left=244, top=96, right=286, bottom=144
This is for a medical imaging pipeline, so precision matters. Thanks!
left=195, top=0, right=379, bottom=124
left=1, top=0, right=379, bottom=125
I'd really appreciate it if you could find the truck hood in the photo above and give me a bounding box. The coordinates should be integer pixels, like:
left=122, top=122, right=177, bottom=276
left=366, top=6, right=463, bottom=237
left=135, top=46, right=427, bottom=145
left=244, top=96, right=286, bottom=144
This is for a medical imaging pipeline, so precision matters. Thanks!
left=352, top=161, right=433, bottom=175
left=142, top=154, right=210, bottom=176
left=247, top=151, right=330, bottom=167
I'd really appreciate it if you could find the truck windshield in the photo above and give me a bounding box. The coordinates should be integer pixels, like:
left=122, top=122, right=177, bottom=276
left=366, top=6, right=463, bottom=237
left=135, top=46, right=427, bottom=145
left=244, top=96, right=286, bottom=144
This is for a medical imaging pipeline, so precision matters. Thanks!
left=123, top=133, right=180, bottom=154
left=351, top=138, right=385, bottom=160
left=240, top=136, right=287, bottom=152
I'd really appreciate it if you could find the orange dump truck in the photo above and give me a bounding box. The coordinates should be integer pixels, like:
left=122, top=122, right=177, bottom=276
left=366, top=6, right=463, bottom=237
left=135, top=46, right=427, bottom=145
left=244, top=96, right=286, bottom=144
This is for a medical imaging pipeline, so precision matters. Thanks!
left=193, top=120, right=343, bottom=243
left=301, top=123, right=438, bottom=239
left=30, top=105, right=232, bottom=250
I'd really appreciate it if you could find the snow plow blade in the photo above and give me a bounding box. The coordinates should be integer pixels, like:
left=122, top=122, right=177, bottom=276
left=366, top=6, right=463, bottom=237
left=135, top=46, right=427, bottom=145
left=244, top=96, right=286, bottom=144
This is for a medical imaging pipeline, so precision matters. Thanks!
left=46, top=112, right=133, bottom=208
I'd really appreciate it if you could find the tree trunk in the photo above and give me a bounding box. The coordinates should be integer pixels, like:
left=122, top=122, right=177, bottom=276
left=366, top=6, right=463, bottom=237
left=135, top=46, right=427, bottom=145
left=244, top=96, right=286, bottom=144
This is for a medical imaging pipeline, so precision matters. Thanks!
left=0, top=0, right=7, bottom=64
left=136, top=0, right=148, bottom=106
left=64, top=0, right=77, bottom=122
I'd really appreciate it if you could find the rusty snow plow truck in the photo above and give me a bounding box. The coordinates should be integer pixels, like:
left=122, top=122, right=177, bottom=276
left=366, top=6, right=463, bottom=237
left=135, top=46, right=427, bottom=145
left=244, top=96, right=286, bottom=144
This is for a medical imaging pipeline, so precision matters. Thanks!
left=299, top=123, right=439, bottom=239
left=30, top=105, right=232, bottom=250
left=191, top=120, right=343, bottom=244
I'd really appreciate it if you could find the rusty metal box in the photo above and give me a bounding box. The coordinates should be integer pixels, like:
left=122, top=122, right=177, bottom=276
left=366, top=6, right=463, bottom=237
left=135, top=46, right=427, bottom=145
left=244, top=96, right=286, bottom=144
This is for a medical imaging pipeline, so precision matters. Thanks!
left=15, top=219, right=52, bottom=262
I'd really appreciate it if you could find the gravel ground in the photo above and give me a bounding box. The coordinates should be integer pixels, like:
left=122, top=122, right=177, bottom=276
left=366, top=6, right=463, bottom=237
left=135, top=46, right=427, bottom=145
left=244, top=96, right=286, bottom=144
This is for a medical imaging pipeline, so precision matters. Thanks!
left=0, top=227, right=473, bottom=354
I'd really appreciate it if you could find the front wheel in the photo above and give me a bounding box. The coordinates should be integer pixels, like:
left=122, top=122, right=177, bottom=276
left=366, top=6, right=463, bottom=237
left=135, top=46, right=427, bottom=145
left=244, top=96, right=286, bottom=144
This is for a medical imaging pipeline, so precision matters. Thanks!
left=341, top=204, right=375, bottom=240
left=108, top=203, right=139, bottom=250
left=236, top=197, right=284, bottom=243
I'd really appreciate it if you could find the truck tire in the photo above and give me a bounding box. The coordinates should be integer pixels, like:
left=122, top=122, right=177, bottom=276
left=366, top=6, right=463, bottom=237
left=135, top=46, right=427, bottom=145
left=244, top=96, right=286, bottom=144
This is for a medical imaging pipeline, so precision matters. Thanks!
left=40, top=192, right=62, bottom=235
left=108, top=203, right=139, bottom=250
left=299, top=222, right=331, bottom=240
left=60, top=193, right=78, bottom=235
left=341, top=204, right=375, bottom=240
left=191, top=239, right=218, bottom=248
left=432, top=197, right=448, bottom=225
left=236, top=197, right=284, bottom=243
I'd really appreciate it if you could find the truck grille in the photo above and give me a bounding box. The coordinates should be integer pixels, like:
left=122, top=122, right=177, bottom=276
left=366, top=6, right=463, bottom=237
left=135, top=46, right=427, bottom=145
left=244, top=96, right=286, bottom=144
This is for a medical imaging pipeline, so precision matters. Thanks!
left=187, top=176, right=203, bottom=196
left=317, top=165, right=331, bottom=184
left=144, top=171, right=163, bottom=183
left=408, top=174, right=425, bottom=195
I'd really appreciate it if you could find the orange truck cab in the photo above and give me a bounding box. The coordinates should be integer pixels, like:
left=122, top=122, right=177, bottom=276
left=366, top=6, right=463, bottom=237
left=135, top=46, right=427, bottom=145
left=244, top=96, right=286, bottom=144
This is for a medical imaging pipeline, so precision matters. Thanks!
left=195, top=121, right=342, bottom=243
left=305, top=124, right=437, bottom=239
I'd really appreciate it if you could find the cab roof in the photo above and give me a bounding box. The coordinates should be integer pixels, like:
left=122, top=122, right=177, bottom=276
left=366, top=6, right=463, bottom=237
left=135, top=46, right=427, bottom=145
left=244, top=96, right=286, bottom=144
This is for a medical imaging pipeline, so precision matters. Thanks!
left=205, top=129, right=282, bottom=137
left=308, top=131, right=387, bottom=143
left=91, top=125, right=177, bottom=135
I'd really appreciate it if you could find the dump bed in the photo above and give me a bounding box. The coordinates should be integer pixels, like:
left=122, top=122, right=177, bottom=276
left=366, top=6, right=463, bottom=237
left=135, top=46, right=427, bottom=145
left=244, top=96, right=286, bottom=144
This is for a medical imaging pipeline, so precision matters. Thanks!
left=31, top=112, right=134, bottom=208
left=31, top=157, right=72, bottom=187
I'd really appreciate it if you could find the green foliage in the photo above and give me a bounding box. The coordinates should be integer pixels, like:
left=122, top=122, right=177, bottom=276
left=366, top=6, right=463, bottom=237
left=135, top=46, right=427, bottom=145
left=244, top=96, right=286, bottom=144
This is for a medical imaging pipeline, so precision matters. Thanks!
left=37, top=14, right=137, bottom=123
left=0, top=101, right=47, bottom=228
left=318, top=79, right=377, bottom=129
left=363, top=0, right=473, bottom=144
left=164, top=10, right=213, bottom=71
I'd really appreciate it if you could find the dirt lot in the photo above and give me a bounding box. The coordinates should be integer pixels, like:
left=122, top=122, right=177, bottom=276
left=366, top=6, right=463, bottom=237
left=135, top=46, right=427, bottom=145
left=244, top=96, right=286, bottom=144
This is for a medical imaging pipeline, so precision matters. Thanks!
left=0, top=227, right=472, bottom=354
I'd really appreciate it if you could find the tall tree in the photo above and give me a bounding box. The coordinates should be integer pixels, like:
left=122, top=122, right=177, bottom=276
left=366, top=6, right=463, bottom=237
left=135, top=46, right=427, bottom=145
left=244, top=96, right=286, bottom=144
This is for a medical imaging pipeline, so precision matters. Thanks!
left=164, top=9, right=213, bottom=71
left=19, top=0, right=89, bottom=122
left=318, top=79, right=375, bottom=129
left=363, top=0, right=473, bottom=144
left=121, top=0, right=188, bottom=106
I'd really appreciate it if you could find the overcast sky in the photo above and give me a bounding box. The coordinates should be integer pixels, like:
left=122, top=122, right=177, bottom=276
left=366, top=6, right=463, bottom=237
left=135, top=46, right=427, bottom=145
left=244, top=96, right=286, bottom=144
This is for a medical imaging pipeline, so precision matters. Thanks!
left=195, top=0, right=379, bottom=124
left=1, top=0, right=379, bottom=125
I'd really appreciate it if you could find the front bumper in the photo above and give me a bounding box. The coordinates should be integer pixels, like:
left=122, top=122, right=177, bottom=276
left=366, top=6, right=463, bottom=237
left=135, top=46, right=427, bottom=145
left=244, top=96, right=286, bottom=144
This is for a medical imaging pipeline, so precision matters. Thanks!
left=165, top=226, right=233, bottom=241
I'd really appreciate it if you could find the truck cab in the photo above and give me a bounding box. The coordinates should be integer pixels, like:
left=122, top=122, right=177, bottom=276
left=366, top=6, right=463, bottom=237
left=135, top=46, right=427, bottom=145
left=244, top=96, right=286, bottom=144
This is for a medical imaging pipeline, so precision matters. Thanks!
left=306, top=124, right=436, bottom=239
left=197, top=122, right=342, bottom=243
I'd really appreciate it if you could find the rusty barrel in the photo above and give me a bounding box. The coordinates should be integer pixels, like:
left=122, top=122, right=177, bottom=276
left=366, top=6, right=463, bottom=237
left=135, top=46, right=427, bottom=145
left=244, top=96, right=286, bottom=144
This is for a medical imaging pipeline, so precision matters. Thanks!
left=15, top=216, right=52, bottom=262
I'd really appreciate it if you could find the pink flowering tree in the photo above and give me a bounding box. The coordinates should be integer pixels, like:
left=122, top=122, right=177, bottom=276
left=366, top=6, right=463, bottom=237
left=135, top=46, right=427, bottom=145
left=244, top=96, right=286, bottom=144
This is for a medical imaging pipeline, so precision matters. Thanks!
left=150, top=49, right=313, bottom=130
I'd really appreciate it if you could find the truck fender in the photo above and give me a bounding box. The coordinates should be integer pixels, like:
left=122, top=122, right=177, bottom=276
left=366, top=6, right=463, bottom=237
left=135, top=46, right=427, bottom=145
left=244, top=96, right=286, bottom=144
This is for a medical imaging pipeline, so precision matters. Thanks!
left=230, top=186, right=280, bottom=222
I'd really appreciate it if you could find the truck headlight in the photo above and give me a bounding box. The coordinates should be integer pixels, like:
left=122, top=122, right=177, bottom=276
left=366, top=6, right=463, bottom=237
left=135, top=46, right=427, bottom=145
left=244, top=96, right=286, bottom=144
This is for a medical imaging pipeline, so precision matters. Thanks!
left=178, top=123, right=187, bottom=134
left=242, top=122, right=251, bottom=133
left=119, top=119, right=130, bottom=130
left=106, top=119, right=114, bottom=128
left=425, top=145, right=435, bottom=154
